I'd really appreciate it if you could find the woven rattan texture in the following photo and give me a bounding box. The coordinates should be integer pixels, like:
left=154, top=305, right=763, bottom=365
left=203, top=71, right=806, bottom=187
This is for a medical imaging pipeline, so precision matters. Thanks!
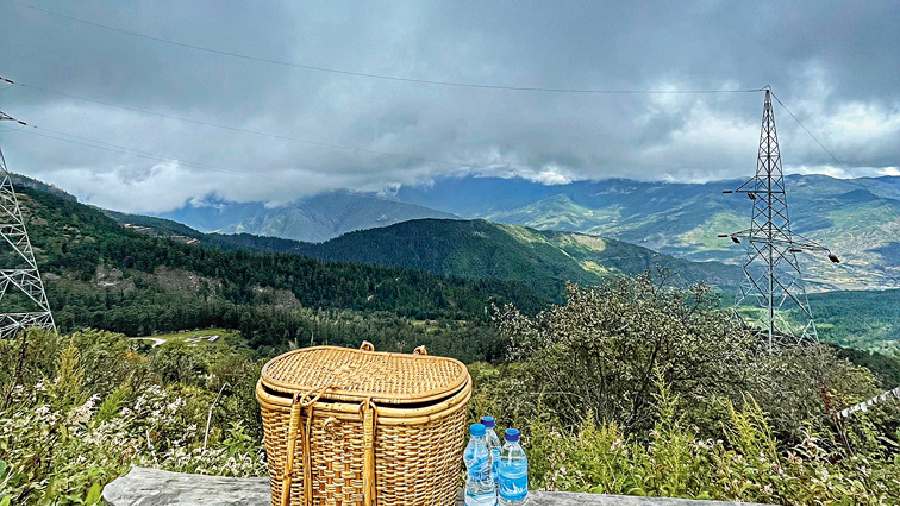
left=260, top=390, right=468, bottom=506
left=261, top=346, right=468, bottom=403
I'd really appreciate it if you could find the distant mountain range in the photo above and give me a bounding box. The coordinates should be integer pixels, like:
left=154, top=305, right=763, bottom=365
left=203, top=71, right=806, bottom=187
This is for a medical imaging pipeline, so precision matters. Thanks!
left=157, top=192, right=454, bottom=243
left=154, top=174, right=900, bottom=291
left=101, top=205, right=900, bottom=353
left=395, top=174, right=900, bottom=291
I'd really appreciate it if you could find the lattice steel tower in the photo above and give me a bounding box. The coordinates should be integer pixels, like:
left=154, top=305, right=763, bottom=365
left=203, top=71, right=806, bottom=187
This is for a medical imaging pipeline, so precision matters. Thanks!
left=0, top=110, right=56, bottom=338
left=721, top=89, right=838, bottom=348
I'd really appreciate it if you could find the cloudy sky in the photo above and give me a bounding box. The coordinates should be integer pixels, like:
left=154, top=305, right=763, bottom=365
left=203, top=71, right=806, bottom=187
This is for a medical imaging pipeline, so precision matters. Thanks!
left=1, top=0, right=899, bottom=212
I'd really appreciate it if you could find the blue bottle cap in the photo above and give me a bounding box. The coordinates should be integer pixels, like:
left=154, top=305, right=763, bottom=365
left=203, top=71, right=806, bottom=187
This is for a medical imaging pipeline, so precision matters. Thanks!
left=480, top=416, right=496, bottom=428
left=504, top=428, right=520, bottom=442
left=469, top=423, right=486, bottom=437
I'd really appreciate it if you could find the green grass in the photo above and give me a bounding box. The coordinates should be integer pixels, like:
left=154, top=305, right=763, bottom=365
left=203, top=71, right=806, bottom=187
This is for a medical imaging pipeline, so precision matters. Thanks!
left=732, top=289, right=900, bottom=354
left=147, top=328, right=238, bottom=340
left=677, top=211, right=745, bottom=251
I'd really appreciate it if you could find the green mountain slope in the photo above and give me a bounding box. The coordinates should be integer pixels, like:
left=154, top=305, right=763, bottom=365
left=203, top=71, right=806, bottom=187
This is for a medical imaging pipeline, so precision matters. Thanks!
left=18, top=177, right=900, bottom=355
left=483, top=183, right=900, bottom=291
left=149, top=174, right=899, bottom=291
left=240, top=219, right=741, bottom=299
left=804, top=289, right=900, bottom=353
left=110, top=212, right=742, bottom=299
left=10, top=183, right=543, bottom=359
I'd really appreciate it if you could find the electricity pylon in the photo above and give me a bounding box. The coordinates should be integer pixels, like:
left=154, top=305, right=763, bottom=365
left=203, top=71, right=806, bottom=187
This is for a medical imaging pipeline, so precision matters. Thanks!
left=721, top=88, right=838, bottom=349
left=0, top=110, right=56, bottom=339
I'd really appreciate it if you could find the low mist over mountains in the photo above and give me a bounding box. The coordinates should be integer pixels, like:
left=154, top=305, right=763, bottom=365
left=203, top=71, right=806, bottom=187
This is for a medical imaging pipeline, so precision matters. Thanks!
left=157, top=192, right=454, bottom=243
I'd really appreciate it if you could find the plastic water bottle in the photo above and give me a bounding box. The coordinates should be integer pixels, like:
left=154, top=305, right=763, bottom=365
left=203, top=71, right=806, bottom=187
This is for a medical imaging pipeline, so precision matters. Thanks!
left=498, top=428, right=528, bottom=505
left=463, top=423, right=496, bottom=506
left=480, top=416, right=501, bottom=489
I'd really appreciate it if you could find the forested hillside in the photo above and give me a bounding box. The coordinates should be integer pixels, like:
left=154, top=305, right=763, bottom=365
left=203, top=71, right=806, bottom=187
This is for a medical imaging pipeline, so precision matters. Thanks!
left=132, top=174, right=900, bottom=292
left=287, top=219, right=742, bottom=298
left=110, top=197, right=900, bottom=353
left=13, top=179, right=900, bottom=356
left=807, top=289, right=900, bottom=352
left=16, top=186, right=539, bottom=360
left=108, top=213, right=742, bottom=301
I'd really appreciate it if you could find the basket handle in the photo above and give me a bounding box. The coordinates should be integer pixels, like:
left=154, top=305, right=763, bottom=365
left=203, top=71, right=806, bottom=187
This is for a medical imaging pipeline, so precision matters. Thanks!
left=360, top=341, right=375, bottom=352
left=361, top=398, right=377, bottom=506
left=280, top=394, right=303, bottom=506
left=413, top=345, right=428, bottom=356
left=281, top=393, right=320, bottom=506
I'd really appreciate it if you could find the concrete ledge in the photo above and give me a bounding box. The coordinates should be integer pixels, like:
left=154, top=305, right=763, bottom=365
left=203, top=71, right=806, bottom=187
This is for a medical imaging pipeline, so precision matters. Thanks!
left=102, top=466, right=769, bottom=505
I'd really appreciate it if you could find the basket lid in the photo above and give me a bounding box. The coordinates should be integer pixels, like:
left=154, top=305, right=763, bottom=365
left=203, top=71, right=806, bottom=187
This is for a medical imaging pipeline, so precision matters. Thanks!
left=260, top=345, right=469, bottom=404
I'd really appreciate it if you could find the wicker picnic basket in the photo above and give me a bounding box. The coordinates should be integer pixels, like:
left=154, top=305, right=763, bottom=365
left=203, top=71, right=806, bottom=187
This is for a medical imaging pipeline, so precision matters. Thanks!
left=256, top=342, right=471, bottom=506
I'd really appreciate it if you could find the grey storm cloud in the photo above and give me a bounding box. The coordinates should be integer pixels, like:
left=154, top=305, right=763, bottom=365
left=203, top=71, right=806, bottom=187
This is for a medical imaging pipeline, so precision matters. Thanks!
left=1, top=0, right=899, bottom=212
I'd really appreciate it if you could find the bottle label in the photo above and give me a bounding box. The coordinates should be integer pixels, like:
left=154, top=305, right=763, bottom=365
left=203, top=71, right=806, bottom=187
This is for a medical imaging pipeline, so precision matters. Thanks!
left=499, top=462, right=528, bottom=501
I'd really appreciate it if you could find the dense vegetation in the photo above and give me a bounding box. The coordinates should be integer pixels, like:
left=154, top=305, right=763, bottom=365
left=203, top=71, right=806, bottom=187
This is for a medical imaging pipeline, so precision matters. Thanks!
left=476, top=277, right=900, bottom=504
left=807, top=289, right=900, bottom=353
left=3, top=180, right=900, bottom=505
left=113, top=206, right=900, bottom=355
left=3, top=279, right=899, bottom=505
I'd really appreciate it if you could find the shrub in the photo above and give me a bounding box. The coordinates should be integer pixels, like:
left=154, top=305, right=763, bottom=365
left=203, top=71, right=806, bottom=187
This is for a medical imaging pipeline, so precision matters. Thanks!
left=496, top=276, right=881, bottom=441
left=486, top=275, right=900, bottom=504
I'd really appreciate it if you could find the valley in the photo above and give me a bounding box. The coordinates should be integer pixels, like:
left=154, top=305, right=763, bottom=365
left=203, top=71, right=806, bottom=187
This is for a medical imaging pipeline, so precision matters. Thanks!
left=16, top=182, right=536, bottom=362
left=106, top=183, right=900, bottom=354
left=6, top=171, right=883, bottom=355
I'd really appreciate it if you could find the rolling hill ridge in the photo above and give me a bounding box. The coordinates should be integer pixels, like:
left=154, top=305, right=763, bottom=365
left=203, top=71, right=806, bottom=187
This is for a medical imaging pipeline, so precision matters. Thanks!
left=109, top=212, right=743, bottom=300
left=284, top=218, right=743, bottom=298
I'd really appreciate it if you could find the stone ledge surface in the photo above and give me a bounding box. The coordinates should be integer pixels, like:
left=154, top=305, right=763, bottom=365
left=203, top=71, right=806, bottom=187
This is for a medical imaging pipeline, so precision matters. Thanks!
left=102, top=466, right=769, bottom=506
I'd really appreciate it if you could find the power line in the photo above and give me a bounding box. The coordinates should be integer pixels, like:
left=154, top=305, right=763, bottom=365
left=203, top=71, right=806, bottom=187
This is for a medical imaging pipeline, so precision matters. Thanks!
left=4, top=123, right=247, bottom=175
left=14, top=1, right=763, bottom=96
left=4, top=80, right=847, bottom=177
left=4, top=79, right=473, bottom=169
left=771, top=92, right=844, bottom=167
